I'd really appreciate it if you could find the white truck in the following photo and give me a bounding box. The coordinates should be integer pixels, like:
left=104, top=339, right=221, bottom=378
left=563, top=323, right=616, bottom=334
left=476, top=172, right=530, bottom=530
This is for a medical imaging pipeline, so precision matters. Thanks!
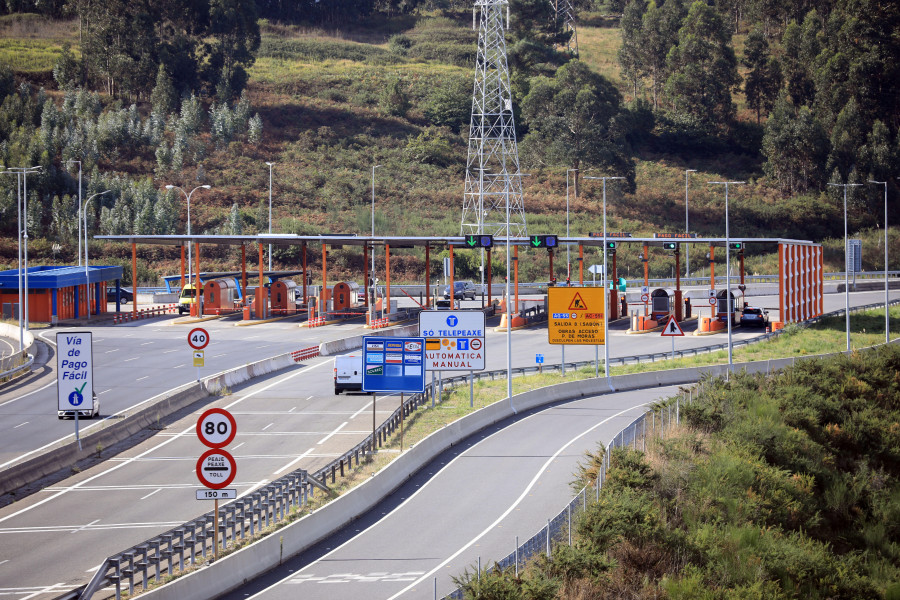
left=333, top=354, right=363, bottom=394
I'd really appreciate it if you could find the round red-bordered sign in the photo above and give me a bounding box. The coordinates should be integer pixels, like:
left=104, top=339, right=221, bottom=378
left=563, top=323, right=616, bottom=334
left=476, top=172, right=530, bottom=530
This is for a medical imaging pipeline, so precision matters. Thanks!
left=196, top=408, right=237, bottom=448
left=709, top=296, right=717, bottom=306
left=196, top=448, right=236, bottom=489
left=470, top=338, right=482, bottom=351
left=640, top=293, right=649, bottom=303
left=187, top=327, right=210, bottom=350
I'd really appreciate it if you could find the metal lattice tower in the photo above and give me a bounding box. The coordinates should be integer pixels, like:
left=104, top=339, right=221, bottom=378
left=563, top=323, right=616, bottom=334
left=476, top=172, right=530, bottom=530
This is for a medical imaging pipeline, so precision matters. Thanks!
left=556, top=0, right=579, bottom=56
left=460, top=0, right=527, bottom=238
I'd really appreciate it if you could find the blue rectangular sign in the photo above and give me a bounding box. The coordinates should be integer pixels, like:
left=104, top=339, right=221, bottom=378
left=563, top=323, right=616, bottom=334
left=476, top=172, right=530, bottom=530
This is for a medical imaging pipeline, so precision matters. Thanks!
left=362, top=336, right=426, bottom=393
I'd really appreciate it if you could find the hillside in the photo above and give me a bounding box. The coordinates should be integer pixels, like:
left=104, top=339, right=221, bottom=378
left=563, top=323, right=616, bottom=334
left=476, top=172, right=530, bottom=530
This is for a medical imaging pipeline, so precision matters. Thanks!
left=0, top=5, right=898, bottom=284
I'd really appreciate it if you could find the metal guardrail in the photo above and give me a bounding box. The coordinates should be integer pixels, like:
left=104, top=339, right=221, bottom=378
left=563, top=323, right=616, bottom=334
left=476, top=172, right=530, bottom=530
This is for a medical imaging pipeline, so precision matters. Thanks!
left=0, top=352, right=32, bottom=382
left=70, top=299, right=898, bottom=599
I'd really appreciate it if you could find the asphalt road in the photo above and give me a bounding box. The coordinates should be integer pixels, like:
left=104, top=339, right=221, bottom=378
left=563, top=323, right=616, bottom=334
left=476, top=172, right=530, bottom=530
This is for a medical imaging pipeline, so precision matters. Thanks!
left=220, top=386, right=681, bottom=600
left=0, top=288, right=892, bottom=598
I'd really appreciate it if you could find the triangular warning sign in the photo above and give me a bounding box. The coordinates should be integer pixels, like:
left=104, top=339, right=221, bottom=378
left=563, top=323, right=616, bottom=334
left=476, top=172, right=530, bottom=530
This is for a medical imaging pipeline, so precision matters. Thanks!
left=660, top=316, right=685, bottom=336
left=568, top=292, right=587, bottom=310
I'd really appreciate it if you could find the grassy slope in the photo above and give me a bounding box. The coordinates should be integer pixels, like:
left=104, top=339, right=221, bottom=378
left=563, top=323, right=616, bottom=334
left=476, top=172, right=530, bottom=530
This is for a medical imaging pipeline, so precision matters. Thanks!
left=3, top=13, right=899, bottom=283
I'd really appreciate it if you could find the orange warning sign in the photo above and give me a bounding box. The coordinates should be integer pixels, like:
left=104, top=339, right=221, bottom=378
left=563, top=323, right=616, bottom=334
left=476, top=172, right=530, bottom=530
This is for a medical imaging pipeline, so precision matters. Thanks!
left=568, top=293, right=587, bottom=310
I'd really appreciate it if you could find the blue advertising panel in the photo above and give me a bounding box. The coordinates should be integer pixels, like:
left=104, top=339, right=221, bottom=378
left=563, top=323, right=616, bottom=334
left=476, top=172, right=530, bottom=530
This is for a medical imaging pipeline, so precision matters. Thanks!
left=362, top=336, right=426, bottom=393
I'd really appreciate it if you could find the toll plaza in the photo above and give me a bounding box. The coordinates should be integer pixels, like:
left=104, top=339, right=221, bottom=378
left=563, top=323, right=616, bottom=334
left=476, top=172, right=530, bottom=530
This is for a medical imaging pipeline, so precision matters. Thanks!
left=96, top=233, right=822, bottom=334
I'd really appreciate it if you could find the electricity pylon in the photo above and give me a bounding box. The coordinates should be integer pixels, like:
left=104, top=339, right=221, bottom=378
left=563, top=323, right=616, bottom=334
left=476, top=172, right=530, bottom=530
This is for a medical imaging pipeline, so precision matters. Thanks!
left=460, top=0, right=527, bottom=238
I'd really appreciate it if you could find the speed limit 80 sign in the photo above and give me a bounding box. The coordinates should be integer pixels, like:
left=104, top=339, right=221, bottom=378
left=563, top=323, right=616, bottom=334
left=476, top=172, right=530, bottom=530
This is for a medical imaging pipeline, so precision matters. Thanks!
left=196, top=408, right=236, bottom=448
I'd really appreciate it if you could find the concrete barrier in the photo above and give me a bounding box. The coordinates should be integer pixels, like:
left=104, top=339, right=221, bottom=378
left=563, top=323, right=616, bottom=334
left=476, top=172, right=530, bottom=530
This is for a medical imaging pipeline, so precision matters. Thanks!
left=137, top=355, right=814, bottom=600
left=319, top=324, right=419, bottom=356
left=0, top=323, right=34, bottom=354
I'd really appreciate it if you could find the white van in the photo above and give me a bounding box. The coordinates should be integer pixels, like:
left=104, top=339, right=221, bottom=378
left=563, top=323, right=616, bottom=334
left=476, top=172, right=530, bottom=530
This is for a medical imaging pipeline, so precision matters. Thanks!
left=334, top=354, right=363, bottom=394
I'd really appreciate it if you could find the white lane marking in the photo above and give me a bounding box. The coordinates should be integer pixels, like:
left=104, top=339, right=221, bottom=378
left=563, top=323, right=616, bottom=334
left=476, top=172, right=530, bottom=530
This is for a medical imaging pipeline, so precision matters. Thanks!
left=305, top=396, right=314, bottom=401
left=38, top=331, right=57, bottom=346
left=273, top=447, right=315, bottom=476
left=14, top=422, right=28, bottom=429
left=136, top=376, right=149, bottom=382
left=0, top=380, right=55, bottom=408
left=0, top=559, right=8, bottom=566
left=70, top=519, right=100, bottom=534
left=16, top=581, right=67, bottom=600
left=262, top=423, right=274, bottom=431
left=139, top=488, right=161, bottom=500
left=385, top=400, right=659, bottom=600
left=98, top=389, right=111, bottom=395
left=104, top=349, right=118, bottom=354
left=140, top=342, right=154, bottom=346
left=212, top=353, right=227, bottom=358
left=232, top=442, right=245, bottom=450
left=0, top=361, right=331, bottom=524
left=162, top=349, right=179, bottom=354
left=289, top=407, right=296, bottom=413
left=317, top=422, right=348, bottom=445
left=123, top=357, right=139, bottom=362
left=350, top=400, right=373, bottom=419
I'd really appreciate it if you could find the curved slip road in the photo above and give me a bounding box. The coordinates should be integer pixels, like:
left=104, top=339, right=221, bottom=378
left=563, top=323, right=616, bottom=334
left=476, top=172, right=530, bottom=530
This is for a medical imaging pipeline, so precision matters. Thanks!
left=221, top=384, right=682, bottom=600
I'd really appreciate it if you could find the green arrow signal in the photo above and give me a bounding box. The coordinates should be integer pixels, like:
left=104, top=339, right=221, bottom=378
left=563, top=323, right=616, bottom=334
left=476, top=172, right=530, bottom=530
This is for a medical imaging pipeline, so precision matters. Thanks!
left=531, top=236, right=541, bottom=247
left=466, top=236, right=477, bottom=247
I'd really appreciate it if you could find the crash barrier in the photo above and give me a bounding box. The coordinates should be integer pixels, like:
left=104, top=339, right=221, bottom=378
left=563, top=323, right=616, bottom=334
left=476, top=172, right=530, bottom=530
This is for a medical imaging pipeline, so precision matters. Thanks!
left=369, top=316, right=390, bottom=329
left=113, top=305, right=177, bottom=324
left=0, top=324, right=34, bottom=383
left=442, top=390, right=694, bottom=598
left=306, top=315, right=328, bottom=327
left=291, top=346, right=320, bottom=362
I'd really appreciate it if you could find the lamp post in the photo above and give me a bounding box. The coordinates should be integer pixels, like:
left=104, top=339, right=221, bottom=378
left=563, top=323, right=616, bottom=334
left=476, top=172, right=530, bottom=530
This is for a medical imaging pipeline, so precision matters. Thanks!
left=67, top=160, right=82, bottom=266
left=709, top=181, right=744, bottom=377
left=685, top=169, right=696, bottom=278
left=566, top=168, right=578, bottom=282
left=265, top=162, right=274, bottom=272
left=869, top=180, right=889, bottom=344
left=585, top=176, right=624, bottom=384
left=828, top=182, right=863, bottom=352
left=165, top=185, right=211, bottom=303
left=371, top=164, right=381, bottom=309
left=3, top=166, right=41, bottom=349
left=83, top=190, right=112, bottom=320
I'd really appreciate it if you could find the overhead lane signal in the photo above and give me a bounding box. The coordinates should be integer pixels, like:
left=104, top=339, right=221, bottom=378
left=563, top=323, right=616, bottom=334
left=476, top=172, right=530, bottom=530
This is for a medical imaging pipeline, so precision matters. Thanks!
left=729, top=242, right=743, bottom=251
left=663, top=242, right=678, bottom=251
left=464, top=234, right=493, bottom=248
left=530, top=235, right=558, bottom=248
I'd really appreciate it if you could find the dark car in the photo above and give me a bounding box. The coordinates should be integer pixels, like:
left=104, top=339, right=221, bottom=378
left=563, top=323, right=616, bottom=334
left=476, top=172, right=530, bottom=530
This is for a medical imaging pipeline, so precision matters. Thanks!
left=740, top=306, right=769, bottom=327
left=107, top=287, right=133, bottom=303
left=443, top=280, right=477, bottom=300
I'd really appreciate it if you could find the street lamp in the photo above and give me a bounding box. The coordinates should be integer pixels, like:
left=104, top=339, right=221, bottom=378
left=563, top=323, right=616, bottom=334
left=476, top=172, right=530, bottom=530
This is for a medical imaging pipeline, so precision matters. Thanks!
left=371, top=164, right=381, bottom=309
left=67, top=160, right=82, bottom=266
left=2, top=166, right=41, bottom=350
left=165, top=184, right=211, bottom=301
left=565, top=168, right=578, bottom=282
left=83, top=190, right=112, bottom=320
left=585, top=176, right=624, bottom=384
left=265, top=162, right=274, bottom=272
left=868, top=180, right=889, bottom=344
left=828, top=182, right=863, bottom=352
left=709, top=181, right=745, bottom=377
left=685, top=169, right=696, bottom=278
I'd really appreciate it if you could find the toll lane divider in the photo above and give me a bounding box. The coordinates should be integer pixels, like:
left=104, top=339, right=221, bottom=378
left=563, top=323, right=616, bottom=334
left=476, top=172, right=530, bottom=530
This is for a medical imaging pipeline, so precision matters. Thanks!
left=112, top=305, right=178, bottom=324
left=129, top=355, right=831, bottom=600
left=0, top=345, right=319, bottom=498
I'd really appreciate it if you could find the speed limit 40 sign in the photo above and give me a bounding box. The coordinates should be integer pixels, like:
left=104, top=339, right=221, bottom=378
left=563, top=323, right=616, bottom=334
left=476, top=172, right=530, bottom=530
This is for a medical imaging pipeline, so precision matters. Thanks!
left=197, top=408, right=236, bottom=448
left=188, top=328, right=210, bottom=350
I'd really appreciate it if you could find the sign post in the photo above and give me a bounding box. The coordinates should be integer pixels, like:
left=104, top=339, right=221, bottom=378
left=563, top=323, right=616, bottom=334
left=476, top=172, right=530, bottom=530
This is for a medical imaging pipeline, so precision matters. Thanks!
left=56, top=331, right=94, bottom=450
left=188, top=327, right=210, bottom=381
left=196, top=407, right=236, bottom=560
left=419, top=311, right=486, bottom=407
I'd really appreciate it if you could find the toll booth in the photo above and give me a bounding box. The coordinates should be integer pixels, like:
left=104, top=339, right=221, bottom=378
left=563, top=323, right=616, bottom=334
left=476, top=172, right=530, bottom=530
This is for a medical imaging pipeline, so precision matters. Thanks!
left=650, top=288, right=674, bottom=322
left=271, top=280, right=298, bottom=315
left=332, top=281, right=359, bottom=311
left=716, top=290, right=738, bottom=323
left=203, top=279, right=239, bottom=313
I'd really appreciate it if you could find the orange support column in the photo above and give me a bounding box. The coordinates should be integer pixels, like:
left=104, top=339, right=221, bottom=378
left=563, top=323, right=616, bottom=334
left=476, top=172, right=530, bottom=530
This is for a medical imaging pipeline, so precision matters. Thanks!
left=321, top=243, right=327, bottom=315
left=241, top=244, right=247, bottom=303
left=363, top=244, right=369, bottom=310
left=610, top=250, right=619, bottom=320
left=425, top=244, right=431, bottom=308
left=385, top=244, right=391, bottom=317
left=132, top=243, right=137, bottom=319
left=449, top=245, right=454, bottom=308
left=578, top=244, right=584, bottom=285
left=643, top=243, right=649, bottom=288
left=195, top=241, right=202, bottom=318
left=258, top=243, right=266, bottom=319
left=709, top=245, right=716, bottom=290
left=548, top=248, right=554, bottom=284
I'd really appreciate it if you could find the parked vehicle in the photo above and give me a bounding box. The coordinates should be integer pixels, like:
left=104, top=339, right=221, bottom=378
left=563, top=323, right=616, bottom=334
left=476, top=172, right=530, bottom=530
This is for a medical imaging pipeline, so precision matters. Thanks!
left=334, top=354, right=363, bottom=394
left=106, top=287, right=133, bottom=303
left=740, top=305, right=769, bottom=327
left=58, top=392, right=100, bottom=420
left=443, top=280, right=476, bottom=300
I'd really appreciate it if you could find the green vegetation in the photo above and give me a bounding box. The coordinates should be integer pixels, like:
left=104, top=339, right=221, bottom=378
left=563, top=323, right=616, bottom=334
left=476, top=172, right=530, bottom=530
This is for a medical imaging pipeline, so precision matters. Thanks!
left=453, top=343, right=900, bottom=599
